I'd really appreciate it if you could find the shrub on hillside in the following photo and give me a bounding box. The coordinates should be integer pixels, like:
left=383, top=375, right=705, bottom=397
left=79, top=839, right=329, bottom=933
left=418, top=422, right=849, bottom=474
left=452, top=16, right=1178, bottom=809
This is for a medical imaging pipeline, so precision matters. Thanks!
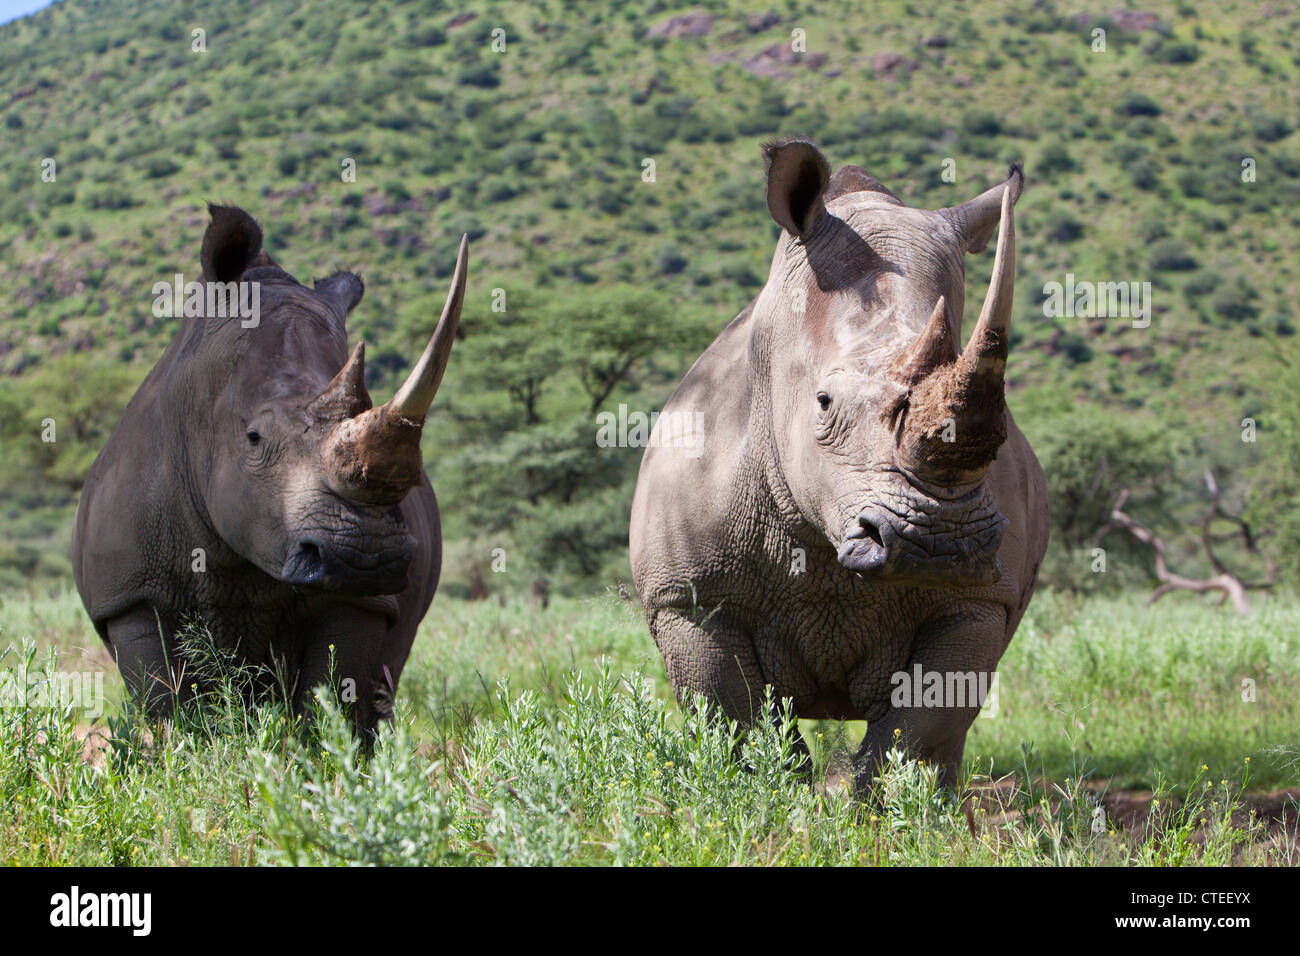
left=1149, top=239, right=1197, bottom=272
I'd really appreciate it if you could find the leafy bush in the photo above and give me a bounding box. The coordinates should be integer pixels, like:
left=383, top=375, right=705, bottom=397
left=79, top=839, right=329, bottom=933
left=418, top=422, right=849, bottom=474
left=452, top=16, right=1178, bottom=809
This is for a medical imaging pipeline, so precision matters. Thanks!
left=1251, top=113, right=1293, bottom=143
left=1130, top=164, right=1160, bottom=190
left=961, top=110, right=1002, bottom=136
left=407, top=26, right=446, bottom=47
left=143, top=157, right=179, bottom=179
left=1182, top=270, right=1221, bottom=297
left=0, top=354, right=144, bottom=506
left=1030, top=403, right=1181, bottom=553
left=1045, top=214, right=1084, bottom=243
left=1038, top=142, right=1078, bottom=175
left=258, top=668, right=863, bottom=865
left=1149, top=239, right=1198, bottom=272
left=1248, top=339, right=1300, bottom=582
left=1211, top=278, right=1258, bottom=320
left=1116, top=93, right=1161, bottom=117
left=1175, top=168, right=1203, bottom=197
left=83, top=185, right=137, bottom=209
left=1147, top=39, right=1200, bottom=64
left=458, top=59, right=501, bottom=89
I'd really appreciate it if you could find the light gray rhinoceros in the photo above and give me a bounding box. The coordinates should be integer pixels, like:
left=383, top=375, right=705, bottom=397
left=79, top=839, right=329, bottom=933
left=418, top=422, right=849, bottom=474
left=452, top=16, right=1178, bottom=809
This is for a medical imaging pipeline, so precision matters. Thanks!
left=629, top=139, right=1048, bottom=791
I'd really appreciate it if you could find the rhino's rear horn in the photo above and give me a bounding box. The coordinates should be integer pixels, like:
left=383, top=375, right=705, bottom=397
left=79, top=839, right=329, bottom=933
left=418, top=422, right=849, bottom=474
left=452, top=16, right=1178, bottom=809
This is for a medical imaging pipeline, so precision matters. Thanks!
left=889, top=296, right=957, bottom=386
left=309, top=342, right=372, bottom=423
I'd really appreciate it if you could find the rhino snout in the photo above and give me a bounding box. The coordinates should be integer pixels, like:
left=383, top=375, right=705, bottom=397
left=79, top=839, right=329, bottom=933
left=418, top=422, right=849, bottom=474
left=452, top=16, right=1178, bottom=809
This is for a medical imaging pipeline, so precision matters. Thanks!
left=281, top=531, right=415, bottom=595
left=836, top=501, right=1007, bottom=587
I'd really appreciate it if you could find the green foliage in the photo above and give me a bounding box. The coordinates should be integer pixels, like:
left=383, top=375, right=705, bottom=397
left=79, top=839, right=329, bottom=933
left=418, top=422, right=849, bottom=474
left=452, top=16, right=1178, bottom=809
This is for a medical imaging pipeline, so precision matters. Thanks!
left=1250, top=112, right=1293, bottom=143
left=0, top=355, right=144, bottom=505
left=1033, top=405, right=1181, bottom=552
left=258, top=692, right=462, bottom=865
left=1116, top=93, right=1162, bottom=117
left=143, top=157, right=180, bottom=179
left=433, top=285, right=714, bottom=587
left=1146, top=39, right=1201, bottom=65
left=4, top=590, right=1299, bottom=866
left=0, top=0, right=1298, bottom=595
left=1248, top=339, right=1300, bottom=581
left=1149, top=239, right=1198, bottom=272
left=1037, top=142, right=1078, bottom=175
left=1210, top=277, right=1259, bottom=321
left=1045, top=213, right=1083, bottom=243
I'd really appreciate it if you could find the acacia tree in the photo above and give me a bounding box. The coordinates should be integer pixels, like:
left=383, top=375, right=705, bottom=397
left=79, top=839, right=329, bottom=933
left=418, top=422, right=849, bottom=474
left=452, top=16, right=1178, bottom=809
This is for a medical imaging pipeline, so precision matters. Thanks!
left=434, top=284, right=714, bottom=590
left=563, top=285, right=705, bottom=413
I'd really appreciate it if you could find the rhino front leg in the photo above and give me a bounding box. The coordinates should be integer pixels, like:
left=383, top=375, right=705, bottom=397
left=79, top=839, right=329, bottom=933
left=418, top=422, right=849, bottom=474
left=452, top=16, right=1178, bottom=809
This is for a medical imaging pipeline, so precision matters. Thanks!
left=851, top=611, right=1007, bottom=796
left=293, top=608, right=394, bottom=736
left=852, top=698, right=973, bottom=797
left=649, top=606, right=811, bottom=774
left=105, top=606, right=190, bottom=716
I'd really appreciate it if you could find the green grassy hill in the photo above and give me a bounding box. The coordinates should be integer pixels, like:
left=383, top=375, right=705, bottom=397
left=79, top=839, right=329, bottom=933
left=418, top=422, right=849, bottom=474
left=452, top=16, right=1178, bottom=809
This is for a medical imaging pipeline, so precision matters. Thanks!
left=1, top=0, right=1297, bottom=591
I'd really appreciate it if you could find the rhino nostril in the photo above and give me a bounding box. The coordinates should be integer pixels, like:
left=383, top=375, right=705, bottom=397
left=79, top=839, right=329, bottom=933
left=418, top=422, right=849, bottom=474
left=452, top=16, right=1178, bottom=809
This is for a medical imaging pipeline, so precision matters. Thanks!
left=858, top=519, right=885, bottom=548
left=282, top=538, right=329, bottom=588
left=298, top=540, right=324, bottom=574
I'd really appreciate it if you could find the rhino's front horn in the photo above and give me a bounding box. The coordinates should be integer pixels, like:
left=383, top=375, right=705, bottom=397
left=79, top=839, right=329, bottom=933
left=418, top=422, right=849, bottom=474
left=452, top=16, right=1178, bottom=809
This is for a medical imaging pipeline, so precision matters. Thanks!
left=321, top=237, right=468, bottom=506
left=898, top=189, right=1013, bottom=486
left=388, top=234, right=469, bottom=422
left=954, top=184, right=1014, bottom=400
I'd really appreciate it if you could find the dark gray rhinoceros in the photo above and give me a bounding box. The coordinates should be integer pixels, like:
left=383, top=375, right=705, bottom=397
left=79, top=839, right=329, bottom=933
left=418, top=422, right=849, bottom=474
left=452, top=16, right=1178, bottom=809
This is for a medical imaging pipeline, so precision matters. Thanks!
left=73, top=205, right=467, bottom=730
left=630, top=140, right=1048, bottom=791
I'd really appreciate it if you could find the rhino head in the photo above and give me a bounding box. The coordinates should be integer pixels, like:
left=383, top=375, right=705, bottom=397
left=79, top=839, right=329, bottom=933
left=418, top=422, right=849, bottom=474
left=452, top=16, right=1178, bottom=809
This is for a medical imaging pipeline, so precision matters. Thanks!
left=175, top=205, right=466, bottom=595
left=756, top=140, right=1022, bottom=587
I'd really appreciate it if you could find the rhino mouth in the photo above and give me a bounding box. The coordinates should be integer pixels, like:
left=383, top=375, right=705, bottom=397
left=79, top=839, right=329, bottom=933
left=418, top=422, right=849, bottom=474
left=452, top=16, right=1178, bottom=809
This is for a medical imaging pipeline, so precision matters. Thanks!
left=836, top=521, right=889, bottom=573
left=836, top=488, right=1007, bottom=587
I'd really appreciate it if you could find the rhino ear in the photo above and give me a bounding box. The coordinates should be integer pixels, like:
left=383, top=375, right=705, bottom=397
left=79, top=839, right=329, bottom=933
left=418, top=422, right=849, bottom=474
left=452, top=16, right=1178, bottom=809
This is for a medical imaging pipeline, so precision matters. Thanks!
left=315, top=272, right=365, bottom=315
left=940, top=163, right=1024, bottom=253
left=763, top=138, right=831, bottom=240
left=201, top=204, right=264, bottom=283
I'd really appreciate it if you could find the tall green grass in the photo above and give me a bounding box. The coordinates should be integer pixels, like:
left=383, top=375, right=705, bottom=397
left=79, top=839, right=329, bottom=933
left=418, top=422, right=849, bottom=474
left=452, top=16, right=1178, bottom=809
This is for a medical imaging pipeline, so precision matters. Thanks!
left=0, top=588, right=1296, bottom=865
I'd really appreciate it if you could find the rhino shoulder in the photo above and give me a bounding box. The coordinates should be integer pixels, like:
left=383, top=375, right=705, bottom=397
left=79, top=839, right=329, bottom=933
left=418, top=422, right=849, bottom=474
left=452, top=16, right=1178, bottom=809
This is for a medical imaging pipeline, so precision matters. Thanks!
left=73, top=389, right=186, bottom=635
left=630, top=302, right=765, bottom=605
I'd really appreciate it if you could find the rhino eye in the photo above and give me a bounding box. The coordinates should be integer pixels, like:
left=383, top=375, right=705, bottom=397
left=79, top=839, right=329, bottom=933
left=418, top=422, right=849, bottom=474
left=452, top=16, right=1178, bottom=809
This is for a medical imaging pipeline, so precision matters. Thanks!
left=816, top=392, right=832, bottom=411
left=246, top=429, right=261, bottom=445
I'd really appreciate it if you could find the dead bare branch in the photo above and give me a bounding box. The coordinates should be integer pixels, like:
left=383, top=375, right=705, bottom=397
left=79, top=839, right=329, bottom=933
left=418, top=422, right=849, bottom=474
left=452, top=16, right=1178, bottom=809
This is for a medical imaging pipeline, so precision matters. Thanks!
left=1094, top=471, right=1276, bottom=615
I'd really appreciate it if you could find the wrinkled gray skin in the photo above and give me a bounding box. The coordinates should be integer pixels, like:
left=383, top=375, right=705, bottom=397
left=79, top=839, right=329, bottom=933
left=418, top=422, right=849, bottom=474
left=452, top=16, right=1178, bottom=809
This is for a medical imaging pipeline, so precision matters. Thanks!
left=630, top=140, right=1048, bottom=792
left=73, top=206, right=468, bottom=732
